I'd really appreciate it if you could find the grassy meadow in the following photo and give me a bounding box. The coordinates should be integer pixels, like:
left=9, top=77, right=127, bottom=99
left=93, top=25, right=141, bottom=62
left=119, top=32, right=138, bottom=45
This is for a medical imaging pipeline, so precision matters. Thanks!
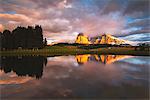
left=0, top=45, right=149, bottom=56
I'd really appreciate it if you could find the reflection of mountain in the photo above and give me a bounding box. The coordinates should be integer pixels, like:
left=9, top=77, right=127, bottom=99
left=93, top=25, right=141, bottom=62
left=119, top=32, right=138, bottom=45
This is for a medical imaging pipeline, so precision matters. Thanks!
left=75, top=55, right=91, bottom=65
left=75, top=55, right=131, bottom=64
left=94, top=55, right=131, bottom=64
left=0, top=56, right=47, bottom=79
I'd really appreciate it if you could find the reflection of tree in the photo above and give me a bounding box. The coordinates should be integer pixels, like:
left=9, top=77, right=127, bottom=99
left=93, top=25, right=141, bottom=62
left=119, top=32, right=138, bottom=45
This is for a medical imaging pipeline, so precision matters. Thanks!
left=76, top=55, right=130, bottom=64
left=0, top=56, right=47, bottom=79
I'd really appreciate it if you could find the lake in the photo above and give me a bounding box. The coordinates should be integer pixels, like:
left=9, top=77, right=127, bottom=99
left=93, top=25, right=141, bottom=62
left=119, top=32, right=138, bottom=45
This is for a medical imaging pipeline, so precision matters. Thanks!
left=0, top=55, right=149, bottom=99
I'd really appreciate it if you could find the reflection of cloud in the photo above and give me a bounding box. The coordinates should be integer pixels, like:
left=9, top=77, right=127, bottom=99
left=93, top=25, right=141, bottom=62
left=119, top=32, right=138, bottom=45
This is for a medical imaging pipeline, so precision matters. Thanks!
left=47, top=56, right=78, bottom=67
left=119, top=56, right=150, bottom=65
left=1, top=56, right=149, bottom=98
left=0, top=71, right=32, bottom=85
left=45, top=56, right=149, bottom=87
left=0, top=77, right=31, bottom=84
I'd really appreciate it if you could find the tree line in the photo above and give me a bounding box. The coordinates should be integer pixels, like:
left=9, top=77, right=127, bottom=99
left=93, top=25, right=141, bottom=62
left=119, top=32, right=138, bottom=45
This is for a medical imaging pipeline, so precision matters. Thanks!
left=0, top=25, right=47, bottom=50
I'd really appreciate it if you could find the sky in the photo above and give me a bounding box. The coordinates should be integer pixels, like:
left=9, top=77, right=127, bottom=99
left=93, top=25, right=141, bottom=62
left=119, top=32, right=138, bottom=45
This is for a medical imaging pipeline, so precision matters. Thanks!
left=0, top=0, right=149, bottom=44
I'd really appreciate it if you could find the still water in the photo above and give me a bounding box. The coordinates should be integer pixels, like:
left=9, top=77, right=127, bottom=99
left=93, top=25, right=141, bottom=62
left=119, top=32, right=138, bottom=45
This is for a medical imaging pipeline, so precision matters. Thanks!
left=0, top=55, right=149, bottom=99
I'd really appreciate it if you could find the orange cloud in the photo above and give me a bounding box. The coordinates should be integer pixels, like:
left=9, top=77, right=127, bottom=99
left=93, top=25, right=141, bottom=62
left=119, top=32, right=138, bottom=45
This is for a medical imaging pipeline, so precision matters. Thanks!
left=0, top=24, right=4, bottom=32
left=0, top=14, right=32, bottom=23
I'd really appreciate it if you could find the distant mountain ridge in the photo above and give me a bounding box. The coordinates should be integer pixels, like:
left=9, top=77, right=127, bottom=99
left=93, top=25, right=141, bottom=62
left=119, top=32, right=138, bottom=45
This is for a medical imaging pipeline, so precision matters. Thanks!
left=75, top=33, right=134, bottom=45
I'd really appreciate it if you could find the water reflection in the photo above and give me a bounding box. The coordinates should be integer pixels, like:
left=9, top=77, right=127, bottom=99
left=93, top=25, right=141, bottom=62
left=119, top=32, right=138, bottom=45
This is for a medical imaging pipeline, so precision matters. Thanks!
left=0, top=55, right=149, bottom=99
left=0, top=55, right=137, bottom=79
left=0, top=56, right=47, bottom=79
left=75, top=54, right=131, bottom=64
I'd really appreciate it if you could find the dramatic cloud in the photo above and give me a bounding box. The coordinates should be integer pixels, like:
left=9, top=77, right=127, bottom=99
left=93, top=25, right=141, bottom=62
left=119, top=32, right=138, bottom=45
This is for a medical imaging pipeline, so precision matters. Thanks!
left=120, top=33, right=150, bottom=42
left=37, top=19, right=72, bottom=33
left=101, top=0, right=126, bottom=14
left=123, top=0, right=149, bottom=17
left=0, top=0, right=149, bottom=43
left=72, top=12, right=125, bottom=37
left=127, top=18, right=150, bottom=28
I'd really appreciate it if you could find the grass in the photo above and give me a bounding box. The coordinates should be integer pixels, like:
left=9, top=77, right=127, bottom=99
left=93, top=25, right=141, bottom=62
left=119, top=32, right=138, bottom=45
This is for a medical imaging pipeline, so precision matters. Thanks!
left=0, top=45, right=150, bottom=56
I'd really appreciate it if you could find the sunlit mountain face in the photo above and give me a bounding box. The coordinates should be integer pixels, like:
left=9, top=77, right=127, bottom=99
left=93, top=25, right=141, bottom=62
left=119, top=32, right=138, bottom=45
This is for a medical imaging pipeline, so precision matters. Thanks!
left=0, top=0, right=149, bottom=44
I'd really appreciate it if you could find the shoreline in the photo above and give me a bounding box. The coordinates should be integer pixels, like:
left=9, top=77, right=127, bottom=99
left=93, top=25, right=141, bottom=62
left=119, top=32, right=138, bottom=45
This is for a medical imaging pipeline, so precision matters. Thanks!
left=0, top=46, right=150, bottom=56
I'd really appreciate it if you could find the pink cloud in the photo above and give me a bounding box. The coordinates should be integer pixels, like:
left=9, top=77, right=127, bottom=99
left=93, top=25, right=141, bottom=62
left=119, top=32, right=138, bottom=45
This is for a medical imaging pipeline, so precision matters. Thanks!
left=73, top=13, right=125, bottom=37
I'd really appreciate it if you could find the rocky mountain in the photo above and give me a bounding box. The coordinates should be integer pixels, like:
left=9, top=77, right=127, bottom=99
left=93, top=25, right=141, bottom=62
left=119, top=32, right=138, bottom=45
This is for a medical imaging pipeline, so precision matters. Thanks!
left=75, top=33, right=91, bottom=44
left=75, top=33, right=133, bottom=45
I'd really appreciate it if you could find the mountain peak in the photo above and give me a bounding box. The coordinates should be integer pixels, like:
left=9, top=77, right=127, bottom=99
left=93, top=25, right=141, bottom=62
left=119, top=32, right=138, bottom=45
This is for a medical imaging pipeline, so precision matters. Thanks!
left=76, top=33, right=134, bottom=45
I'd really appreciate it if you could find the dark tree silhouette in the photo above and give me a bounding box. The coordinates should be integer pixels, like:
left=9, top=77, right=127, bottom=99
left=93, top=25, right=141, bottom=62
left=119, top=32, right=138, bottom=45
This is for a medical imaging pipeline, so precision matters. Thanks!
left=12, top=26, right=27, bottom=49
left=43, top=38, right=47, bottom=46
left=34, top=25, right=43, bottom=48
left=2, top=30, right=12, bottom=50
left=1, top=25, right=46, bottom=50
left=0, top=32, right=3, bottom=50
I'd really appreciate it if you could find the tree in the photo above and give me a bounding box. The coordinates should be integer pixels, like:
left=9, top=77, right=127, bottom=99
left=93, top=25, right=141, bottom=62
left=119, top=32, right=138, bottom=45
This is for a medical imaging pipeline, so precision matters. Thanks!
left=0, top=32, right=3, bottom=50
left=34, top=25, right=43, bottom=48
left=43, top=38, right=47, bottom=46
left=2, top=30, right=12, bottom=49
left=1, top=25, right=45, bottom=50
